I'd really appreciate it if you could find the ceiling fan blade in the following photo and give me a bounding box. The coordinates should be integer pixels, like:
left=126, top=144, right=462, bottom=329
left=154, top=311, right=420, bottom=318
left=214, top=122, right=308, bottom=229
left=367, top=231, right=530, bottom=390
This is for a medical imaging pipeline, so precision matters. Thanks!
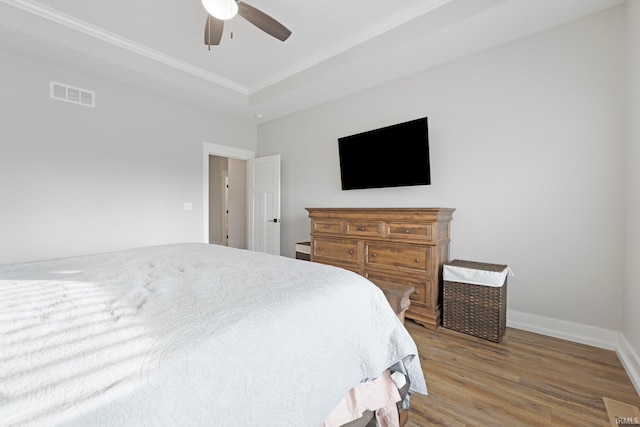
left=204, top=15, right=224, bottom=47
left=237, top=2, right=291, bottom=42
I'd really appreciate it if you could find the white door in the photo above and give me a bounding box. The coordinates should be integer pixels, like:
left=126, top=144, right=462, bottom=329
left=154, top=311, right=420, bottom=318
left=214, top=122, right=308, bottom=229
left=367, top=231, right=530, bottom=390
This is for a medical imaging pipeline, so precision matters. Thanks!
left=247, top=155, right=281, bottom=255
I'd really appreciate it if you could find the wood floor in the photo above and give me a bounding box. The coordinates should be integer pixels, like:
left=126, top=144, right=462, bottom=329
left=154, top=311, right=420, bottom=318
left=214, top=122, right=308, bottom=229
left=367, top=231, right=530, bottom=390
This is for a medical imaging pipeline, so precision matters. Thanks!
left=404, top=320, right=640, bottom=426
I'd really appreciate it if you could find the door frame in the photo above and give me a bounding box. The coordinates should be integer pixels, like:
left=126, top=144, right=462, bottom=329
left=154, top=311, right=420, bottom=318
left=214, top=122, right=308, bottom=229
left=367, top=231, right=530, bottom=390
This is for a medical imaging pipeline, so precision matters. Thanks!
left=202, top=142, right=255, bottom=245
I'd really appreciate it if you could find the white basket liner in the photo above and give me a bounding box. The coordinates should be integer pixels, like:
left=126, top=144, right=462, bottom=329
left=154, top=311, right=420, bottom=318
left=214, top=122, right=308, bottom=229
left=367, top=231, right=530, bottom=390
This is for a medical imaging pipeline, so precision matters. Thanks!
left=443, top=264, right=514, bottom=287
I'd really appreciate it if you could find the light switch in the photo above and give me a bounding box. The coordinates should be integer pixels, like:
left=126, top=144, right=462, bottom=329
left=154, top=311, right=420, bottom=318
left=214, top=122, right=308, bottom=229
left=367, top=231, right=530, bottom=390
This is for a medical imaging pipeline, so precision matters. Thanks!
left=184, top=202, right=193, bottom=211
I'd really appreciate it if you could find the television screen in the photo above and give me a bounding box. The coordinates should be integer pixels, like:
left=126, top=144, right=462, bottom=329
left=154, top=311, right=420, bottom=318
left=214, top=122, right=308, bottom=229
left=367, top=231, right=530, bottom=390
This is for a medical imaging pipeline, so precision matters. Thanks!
left=338, top=117, right=431, bottom=190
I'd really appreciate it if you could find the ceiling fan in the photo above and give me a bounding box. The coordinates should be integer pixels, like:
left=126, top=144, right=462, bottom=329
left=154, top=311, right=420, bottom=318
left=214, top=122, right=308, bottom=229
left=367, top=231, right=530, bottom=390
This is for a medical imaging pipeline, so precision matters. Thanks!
left=202, top=0, right=292, bottom=49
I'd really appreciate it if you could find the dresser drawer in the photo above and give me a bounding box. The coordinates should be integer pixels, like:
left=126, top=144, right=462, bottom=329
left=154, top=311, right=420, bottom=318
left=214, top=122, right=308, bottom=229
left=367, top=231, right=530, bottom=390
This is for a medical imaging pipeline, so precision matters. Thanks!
left=314, top=258, right=362, bottom=274
left=409, top=279, right=433, bottom=309
left=365, top=271, right=431, bottom=309
left=365, top=242, right=431, bottom=272
left=312, top=220, right=343, bottom=234
left=344, top=221, right=383, bottom=238
left=386, top=223, right=433, bottom=242
left=313, top=238, right=359, bottom=263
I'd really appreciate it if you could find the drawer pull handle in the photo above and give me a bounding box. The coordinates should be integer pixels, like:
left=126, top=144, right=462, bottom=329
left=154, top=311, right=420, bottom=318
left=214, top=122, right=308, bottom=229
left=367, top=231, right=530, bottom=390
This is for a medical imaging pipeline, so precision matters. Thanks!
left=359, top=227, right=365, bottom=231
left=348, top=250, right=353, bottom=254
left=415, top=258, right=420, bottom=262
left=324, top=224, right=330, bottom=228
left=405, top=229, right=411, bottom=233
left=318, top=247, right=323, bottom=251
left=371, top=253, right=377, bottom=257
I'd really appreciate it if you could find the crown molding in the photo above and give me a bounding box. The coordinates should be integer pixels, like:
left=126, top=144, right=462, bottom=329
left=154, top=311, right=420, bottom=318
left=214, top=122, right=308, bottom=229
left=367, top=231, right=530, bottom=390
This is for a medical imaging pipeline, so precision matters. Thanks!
left=0, top=0, right=249, bottom=96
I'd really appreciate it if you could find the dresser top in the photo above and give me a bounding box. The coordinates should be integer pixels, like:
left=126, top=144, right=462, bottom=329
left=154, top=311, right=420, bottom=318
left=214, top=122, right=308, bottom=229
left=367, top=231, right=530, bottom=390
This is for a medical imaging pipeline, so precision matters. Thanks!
left=305, top=207, right=454, bottom=212
left=305, top=207, right=455, bottom=221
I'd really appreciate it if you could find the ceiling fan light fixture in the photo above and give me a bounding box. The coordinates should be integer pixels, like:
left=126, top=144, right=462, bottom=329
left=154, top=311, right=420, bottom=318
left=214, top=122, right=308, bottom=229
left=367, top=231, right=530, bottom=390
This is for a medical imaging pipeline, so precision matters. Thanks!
left=202, top=0, right=238, bottom=20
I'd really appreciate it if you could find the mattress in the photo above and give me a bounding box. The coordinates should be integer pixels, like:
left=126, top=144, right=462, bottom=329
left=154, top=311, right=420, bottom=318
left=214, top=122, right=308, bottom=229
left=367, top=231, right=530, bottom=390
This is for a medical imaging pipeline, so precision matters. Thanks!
left=0, top=243, right=427, bottom=426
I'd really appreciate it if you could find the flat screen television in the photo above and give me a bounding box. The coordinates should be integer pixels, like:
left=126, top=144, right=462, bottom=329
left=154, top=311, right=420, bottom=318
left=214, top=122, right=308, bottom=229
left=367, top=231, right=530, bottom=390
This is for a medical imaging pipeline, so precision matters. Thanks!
left=338, top=117, right=430, bottom=190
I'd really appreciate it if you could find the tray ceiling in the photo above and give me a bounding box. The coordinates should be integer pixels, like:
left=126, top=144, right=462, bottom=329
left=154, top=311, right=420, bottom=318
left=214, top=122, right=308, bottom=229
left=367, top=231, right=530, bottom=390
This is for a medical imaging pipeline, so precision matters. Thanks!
left=0, top=0, right=625, bottom=121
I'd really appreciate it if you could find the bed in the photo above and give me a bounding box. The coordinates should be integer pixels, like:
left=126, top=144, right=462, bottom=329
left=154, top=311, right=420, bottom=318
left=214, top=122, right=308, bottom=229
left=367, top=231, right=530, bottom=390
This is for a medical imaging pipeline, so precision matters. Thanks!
left=0, top=242, right=427, bottom=426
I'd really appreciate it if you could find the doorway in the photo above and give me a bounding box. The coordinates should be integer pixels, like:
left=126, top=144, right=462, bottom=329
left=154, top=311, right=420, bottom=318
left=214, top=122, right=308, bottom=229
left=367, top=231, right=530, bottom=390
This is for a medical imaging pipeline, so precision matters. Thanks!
left=208, top=155, right=246, bottom=249
left=202, top=142, right=281, bottom=255
left=202, top=142, right=255, bottom=249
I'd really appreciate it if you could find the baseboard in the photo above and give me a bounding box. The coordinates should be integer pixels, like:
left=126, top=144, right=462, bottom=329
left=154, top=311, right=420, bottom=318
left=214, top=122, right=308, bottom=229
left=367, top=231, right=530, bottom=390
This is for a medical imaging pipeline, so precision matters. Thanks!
left=506, top=309, right=619, bottom=350
left=499, top=310, right=640, bottom=397
left=617, top=333, right=640, bottom=396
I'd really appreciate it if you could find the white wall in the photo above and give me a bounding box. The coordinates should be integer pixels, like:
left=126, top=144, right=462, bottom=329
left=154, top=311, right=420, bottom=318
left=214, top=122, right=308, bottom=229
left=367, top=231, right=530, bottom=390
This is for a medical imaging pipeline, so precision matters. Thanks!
left=623, top=0, right=640, bottom=392
left=0, top=49, right=256, bottom=264
left=258, top=7, right=626, bottom=335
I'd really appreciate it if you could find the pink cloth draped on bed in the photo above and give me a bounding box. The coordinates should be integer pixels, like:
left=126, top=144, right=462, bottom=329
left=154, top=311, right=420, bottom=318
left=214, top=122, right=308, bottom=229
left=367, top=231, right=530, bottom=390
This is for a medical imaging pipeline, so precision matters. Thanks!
left=321, top=370, right=402, bottom=427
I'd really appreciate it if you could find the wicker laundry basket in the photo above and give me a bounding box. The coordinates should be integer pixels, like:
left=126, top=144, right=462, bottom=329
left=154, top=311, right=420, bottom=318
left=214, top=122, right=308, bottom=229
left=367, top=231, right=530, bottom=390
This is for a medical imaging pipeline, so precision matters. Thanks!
left=442, top=260, right=509, bottom=343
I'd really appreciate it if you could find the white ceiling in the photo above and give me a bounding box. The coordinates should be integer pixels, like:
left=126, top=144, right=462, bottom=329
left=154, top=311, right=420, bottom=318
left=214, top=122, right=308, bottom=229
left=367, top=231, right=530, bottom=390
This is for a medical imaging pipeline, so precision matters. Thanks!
left=0, top=0, right=625, bottom=122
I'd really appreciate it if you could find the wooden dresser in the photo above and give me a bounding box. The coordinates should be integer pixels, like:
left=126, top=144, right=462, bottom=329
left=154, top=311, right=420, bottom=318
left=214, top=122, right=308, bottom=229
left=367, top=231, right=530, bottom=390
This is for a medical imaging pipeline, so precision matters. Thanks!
left=306, top=208, right=455, bottom=329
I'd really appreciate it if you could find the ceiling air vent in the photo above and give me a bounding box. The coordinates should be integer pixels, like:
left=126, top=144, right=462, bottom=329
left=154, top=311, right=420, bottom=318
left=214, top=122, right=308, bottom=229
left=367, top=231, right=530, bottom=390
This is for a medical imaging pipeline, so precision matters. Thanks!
left=50, top=81, right=95, bottom=108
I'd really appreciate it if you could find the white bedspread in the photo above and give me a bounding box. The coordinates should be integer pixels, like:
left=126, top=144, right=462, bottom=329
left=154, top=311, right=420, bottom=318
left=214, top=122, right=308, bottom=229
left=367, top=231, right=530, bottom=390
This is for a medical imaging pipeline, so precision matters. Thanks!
left=0, top=243, right=427, bottom=427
